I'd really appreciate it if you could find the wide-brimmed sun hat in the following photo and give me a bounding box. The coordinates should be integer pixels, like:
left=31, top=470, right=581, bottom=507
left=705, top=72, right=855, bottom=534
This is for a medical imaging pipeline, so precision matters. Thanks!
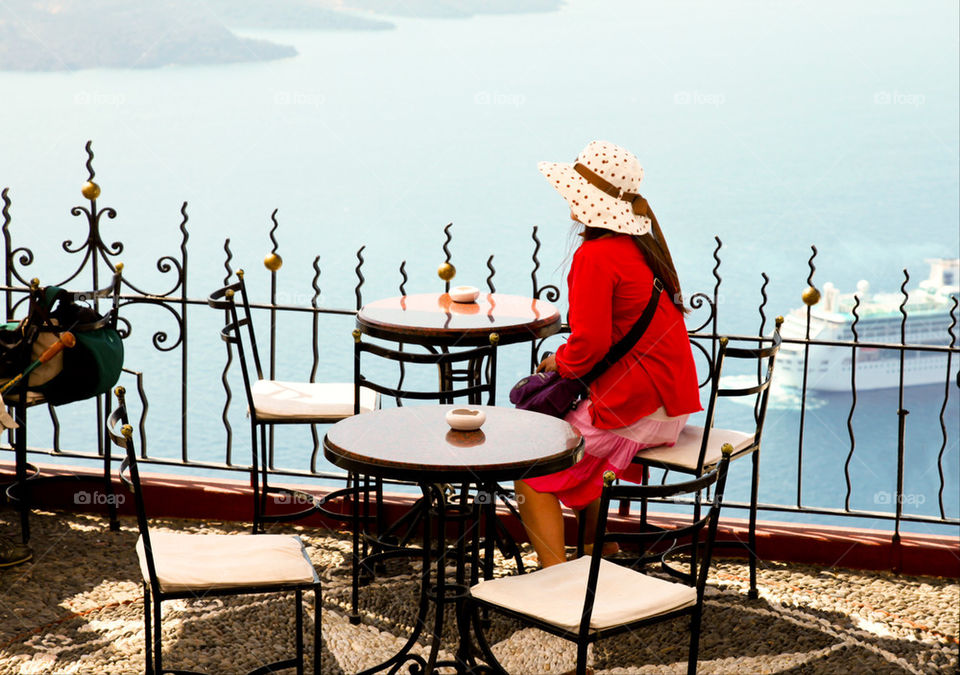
left=538, top=140, right=652, bottom=235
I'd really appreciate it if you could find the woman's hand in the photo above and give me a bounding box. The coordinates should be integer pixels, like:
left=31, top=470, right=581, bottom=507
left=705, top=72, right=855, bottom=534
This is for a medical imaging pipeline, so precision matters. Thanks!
left=536, top=353, right=558, bottom=373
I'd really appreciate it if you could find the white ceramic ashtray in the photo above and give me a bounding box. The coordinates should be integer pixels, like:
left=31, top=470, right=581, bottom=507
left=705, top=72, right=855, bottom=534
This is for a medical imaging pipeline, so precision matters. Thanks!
left=445, top=407, right=486, bottom=431
left=449, top=285, right=480, bottom=303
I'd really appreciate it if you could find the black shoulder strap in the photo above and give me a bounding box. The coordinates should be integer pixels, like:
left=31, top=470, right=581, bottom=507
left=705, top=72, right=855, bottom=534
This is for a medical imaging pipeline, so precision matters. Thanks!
left=581, top=277, right=664, bottom=385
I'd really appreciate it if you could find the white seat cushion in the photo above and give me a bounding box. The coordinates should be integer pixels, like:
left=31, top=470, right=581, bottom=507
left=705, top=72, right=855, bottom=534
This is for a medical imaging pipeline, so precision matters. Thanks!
left=252, top=380, right=377, bottom=420
left=634, top=425, right=754, bottom=471
left=470, top=556, right=696, bottom=632
left=137, top=532, right=317, bottom=593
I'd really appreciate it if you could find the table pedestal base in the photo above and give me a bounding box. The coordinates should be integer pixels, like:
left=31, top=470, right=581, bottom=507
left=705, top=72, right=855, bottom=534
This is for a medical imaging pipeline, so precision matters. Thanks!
left=355, top=482, right=510, bottom=674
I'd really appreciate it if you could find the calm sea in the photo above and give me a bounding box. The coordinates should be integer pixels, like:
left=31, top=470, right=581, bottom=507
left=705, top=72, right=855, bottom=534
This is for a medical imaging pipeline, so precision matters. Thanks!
left=1, top=0, right=957, bottom=533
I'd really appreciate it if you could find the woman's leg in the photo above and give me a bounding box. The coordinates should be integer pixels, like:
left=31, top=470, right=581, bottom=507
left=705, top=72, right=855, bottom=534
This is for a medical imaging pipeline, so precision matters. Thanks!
left=514, top=480, right=567, bottom=568
left=576, top=498, right=619, bottom=556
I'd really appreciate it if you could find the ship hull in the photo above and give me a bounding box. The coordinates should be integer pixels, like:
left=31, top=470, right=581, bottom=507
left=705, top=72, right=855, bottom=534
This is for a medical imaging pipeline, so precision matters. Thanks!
left=776, top=349, right=958, bottom=391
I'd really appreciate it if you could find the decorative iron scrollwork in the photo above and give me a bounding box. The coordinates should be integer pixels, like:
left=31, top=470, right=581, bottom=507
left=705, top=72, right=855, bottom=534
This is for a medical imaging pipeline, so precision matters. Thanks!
left=355, top=245, right=366, bottom=310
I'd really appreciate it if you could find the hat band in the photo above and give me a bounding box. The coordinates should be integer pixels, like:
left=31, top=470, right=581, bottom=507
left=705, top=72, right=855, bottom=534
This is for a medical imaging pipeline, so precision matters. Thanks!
left=573, top=162, right=649, bottom=217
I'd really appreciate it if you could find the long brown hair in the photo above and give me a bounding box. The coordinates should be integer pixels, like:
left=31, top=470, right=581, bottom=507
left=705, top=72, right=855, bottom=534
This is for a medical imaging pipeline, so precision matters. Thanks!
left=582, top=218, right=688, bottom=314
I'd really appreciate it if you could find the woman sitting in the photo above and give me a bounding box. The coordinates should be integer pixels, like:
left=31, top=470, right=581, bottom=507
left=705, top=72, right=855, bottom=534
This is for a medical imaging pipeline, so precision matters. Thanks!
left=516, top=140, right=702, bottom=567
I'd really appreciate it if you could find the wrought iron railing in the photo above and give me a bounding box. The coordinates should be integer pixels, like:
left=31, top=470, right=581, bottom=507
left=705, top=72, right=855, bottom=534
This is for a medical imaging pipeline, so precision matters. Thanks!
left=2, top=142, right=957, bottom=538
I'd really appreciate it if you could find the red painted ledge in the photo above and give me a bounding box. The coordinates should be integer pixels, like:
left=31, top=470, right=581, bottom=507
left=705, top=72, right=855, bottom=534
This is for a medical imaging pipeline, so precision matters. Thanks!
left=2, top=461, right=957, bottom=578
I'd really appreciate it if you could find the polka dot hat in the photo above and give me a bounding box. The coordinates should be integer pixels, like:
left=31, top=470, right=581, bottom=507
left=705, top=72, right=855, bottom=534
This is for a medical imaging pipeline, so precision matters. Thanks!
left=538, top=140, right=652, bottom=235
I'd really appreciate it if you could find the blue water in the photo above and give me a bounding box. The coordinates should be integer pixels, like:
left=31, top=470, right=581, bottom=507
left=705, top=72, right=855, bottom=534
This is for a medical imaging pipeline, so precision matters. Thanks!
left=1, top=0, right=957, bottom=535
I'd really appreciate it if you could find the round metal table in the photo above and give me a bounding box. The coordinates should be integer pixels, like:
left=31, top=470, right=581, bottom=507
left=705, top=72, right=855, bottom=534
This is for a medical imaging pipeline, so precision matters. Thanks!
left=355, top=292, right=561, bottom=347
left=324, top=404, right=583, bottom=674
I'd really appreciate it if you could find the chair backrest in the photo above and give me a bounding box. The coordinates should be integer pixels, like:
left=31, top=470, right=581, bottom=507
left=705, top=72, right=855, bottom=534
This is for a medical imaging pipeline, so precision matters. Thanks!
left=580, top=448, right=733, bottom=640
left=692, top=317, right=783, bottom=473
left=353, top=330, right=499, bottom=411
left=107, top=385, right=160, bottom=592
left=207, top=271, right=264, bottom=415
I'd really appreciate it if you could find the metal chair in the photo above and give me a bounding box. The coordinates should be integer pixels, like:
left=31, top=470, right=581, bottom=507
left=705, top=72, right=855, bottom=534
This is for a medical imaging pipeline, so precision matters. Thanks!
left=350, top=329, right=505, bottom=622
left=207, top=270, right=378, bottom=533
left=467, top=448, right=733, bottom=675
left=2, top=270, right=123, bottom=543
left=108, top=386, right=320, bottom=675
left=630, top=317, right=783, bottom=598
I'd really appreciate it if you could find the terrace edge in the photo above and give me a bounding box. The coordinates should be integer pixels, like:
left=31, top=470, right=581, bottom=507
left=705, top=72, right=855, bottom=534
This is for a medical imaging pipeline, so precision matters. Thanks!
left=2, top=460, right=956, bottom=579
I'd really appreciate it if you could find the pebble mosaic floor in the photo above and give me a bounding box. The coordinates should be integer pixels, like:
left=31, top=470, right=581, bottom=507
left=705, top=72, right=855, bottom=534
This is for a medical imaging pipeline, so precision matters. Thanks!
left=0, top=511, right=956, bottom=674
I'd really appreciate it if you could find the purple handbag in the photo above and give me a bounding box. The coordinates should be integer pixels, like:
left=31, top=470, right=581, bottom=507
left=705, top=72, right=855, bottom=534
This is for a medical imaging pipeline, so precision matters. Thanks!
left=510, top=278, right=664, bottom=418
left=509, top=371, right=585, bottom=418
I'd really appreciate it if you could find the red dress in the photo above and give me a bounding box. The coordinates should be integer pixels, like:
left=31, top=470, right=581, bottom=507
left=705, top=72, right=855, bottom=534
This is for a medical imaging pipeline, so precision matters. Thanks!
left=523, top=235, right=702, bottom=508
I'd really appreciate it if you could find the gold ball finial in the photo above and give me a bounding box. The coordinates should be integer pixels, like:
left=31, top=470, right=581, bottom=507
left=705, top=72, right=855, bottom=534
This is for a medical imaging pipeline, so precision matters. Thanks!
left=81, top=181, right=101, bottom=201
left=603, top=470, right=617, bottom=486
left=30, top=278, right=40, bottom=290
left=801, top=286, right=821, bottom=306
left=264, top=252, right=283, bottom=272
left=352, top=329, right=362, bottom=343
left=488, top=332, right=500, bottom=346
left=437, top=262, right=456, bottom=282
left=721, top=442, right=734, bottom=457
left=115, top=262, right=124, bottom=274
left=121, top=424, right=133, bottom=439
left=115, top=385, right=125, bottom=397
left=775, top=315, right=784, bottom=328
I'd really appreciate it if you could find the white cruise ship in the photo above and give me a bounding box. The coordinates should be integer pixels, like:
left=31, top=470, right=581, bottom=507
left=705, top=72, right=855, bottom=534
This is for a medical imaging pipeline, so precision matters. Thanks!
left=776, top=258, right=959, bottom=391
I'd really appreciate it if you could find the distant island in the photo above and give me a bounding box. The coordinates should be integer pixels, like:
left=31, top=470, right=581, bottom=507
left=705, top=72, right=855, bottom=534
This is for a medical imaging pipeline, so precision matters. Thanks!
left=0, top=0, right=561, bottom=71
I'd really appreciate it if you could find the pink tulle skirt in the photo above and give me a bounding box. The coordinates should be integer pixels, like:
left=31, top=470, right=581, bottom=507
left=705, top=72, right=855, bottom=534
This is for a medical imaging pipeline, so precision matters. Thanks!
left=523, top=401, right=688, bottom=510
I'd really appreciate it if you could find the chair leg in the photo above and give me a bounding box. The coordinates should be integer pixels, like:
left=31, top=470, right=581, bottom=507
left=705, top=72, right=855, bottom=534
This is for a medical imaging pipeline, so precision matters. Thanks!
left=259, top=425, right=271, bottom=533
left=468, top=599, right=508, bottom=674
left=375, top=475, right=384, bottom=542
left=361, top=474, right=371, bottom=563
left=103, top=435, right=120, bottom=531
left=143, top=582, right=153, bottom=675
left=370, top=475, right=391, bottom=575
left=576, top=641, right=590, bottom=675
left=455, top=586, right=474, bottom=669
left=691, top=493, right=702, bottom=584
left=688, top=608, right=703, bottom=675
left=639, top=464, right=650, bottom=529
left=14, top=396, right=30, bottom=545
left=350, top=479, right=362, bottom=624
left=748, top=450, right=761, bottom=599
left=250, top=421, right=262, bottom=534
left=312, top=583, right=321, bottom=675
left=295, top=589, right=304, bottom=675
left=153, top=592, right=163, bottom=674
left=454, top=483, right=471, bottom=589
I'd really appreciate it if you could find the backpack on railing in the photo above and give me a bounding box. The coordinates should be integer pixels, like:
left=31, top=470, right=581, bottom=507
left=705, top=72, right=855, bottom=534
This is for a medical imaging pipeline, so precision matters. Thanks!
left=0, top=284, right=123, bottom=406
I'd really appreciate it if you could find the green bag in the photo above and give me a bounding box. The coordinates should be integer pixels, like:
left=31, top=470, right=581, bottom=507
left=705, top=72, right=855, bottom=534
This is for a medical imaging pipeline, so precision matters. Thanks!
left=0, top=286, right=124, bottom=405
